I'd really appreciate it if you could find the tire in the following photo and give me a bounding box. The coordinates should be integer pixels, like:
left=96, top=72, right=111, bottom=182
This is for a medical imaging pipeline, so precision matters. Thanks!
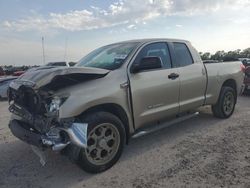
left=212, top=86, right=236, bottom=118
left=77, top=111, right=126, bottom=173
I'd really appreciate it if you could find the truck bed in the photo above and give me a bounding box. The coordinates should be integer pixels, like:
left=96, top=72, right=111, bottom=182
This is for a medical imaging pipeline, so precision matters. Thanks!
left=204, top=61, right=243, bottom=105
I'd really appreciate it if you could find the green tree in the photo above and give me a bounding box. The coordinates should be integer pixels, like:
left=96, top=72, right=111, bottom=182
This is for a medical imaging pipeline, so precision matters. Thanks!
left=223, top=50, right=240, bottom=61
left=200, top=52, right=211, bottom=60
left=211, top=51, right=225, bottom=61
left=241, top=48, right=250, bottom=58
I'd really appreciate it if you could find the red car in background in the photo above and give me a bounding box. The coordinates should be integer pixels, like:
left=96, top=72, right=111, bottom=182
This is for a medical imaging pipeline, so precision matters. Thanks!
left=13, top=70, right=25, bottom=76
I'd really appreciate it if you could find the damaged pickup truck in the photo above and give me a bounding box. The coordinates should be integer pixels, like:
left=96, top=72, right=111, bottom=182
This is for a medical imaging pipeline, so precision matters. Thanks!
left=8, top=39, right=244, bottom=173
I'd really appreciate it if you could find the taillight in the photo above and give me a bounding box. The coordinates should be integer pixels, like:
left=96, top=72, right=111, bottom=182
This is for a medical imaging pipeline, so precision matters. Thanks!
left=240, top=64, right=246, bottom=73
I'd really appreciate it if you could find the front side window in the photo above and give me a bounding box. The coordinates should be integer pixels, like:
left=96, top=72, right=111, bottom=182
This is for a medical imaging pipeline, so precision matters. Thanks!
left=77, top=42, right=139, bottom=70
left=173, top=43, right=193, bottom=67
left=134, top=42, right=172, bottom=69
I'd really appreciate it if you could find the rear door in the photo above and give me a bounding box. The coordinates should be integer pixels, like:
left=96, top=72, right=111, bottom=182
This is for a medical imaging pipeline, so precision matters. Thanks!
left=169, top=42, right=206, bottom=112
left=128, top=42, right=180, bottom=129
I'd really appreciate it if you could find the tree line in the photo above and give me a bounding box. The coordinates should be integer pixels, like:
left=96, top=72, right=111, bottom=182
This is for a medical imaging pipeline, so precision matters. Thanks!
left=199, top=48, right=250, bottom=61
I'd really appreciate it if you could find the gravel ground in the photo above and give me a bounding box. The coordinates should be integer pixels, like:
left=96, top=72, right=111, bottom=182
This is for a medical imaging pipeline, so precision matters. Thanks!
left=1, top=95, right=250, bottom=188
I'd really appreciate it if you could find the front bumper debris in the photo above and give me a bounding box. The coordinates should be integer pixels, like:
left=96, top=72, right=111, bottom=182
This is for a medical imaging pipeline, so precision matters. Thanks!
left=9, top=119, right=88, bottom=151
left=61, top=123, right=88, bottom=148
left=9, top=103, right=51, bottom=134
left=9, top=120, right=42, bottom=147
left=31, top=145, right=47, bottom=166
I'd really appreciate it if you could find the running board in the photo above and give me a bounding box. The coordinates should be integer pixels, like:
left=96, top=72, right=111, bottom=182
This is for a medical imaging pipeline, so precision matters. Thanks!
left=132, top=112, right=199, bottom=139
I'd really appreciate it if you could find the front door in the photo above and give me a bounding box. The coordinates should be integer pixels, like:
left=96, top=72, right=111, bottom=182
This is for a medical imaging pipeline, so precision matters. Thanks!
left=128, top=42, right=180, bottom=129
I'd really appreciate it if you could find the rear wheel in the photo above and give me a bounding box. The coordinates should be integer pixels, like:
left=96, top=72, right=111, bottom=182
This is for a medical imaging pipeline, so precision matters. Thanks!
left=77, top=112, right=125, bottom=173
left=212, top=86, right=236, bottom=118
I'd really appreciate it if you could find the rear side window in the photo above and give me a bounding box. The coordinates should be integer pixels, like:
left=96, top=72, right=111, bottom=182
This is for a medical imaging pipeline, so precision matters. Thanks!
left=173, top=43, right=193, bottom=67
left=135, top=42, right=172, bottom=69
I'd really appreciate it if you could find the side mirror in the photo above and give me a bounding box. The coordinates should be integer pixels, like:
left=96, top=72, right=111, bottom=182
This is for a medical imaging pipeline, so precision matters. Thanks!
left=131, top=56, right=162, bottom=73
left=68, top=62, right=77, bottom=67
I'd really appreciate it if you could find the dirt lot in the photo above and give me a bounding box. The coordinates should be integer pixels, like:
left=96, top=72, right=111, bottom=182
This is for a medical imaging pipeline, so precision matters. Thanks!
left=1, top=95, right=250, bottom=188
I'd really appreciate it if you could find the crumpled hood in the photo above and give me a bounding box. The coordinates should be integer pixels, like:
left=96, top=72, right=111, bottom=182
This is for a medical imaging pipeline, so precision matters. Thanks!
left=15, top=66, right=110, bottom=91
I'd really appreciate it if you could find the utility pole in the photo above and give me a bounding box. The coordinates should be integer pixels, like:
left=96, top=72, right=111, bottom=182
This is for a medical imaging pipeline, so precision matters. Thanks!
left=42, top=36, right=45, bottom=65
left=63, top=37, right=68, bottom=62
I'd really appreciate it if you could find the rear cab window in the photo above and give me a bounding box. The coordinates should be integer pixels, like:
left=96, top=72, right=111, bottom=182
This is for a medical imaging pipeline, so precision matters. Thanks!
left=173, top=43, right=194, bottom=67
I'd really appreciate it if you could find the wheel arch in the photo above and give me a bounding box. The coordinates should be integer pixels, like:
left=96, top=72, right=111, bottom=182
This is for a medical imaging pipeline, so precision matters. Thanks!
left=220, top=79, right=238, bottom=103
left=222, top=79, right=237, bottom=92
left=79, top=103, right=131, bottom=144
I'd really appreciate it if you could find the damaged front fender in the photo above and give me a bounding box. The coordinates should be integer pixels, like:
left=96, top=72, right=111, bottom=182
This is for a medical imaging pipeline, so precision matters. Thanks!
left=9, top=115, right=88, bottom=151
left=30, top=122, right=88, bottom=166
left=7, top=66, right=105, bottom=150
left=60, top=123, right=88, bottom=148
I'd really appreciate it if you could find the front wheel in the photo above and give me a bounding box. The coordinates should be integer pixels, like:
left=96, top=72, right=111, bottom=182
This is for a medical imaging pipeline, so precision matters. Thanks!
left=77, top=112, right=125, bottom=173
left=212, top=86, right=236, bottom=118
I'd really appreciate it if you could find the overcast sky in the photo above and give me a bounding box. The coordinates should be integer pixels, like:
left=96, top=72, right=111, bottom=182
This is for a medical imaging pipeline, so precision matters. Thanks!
left=1, top=0, right=250, bottom=66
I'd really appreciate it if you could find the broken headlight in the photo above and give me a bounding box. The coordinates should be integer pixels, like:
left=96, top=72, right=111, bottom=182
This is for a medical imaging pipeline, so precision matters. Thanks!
left=49, top=96, right=68, bottom=113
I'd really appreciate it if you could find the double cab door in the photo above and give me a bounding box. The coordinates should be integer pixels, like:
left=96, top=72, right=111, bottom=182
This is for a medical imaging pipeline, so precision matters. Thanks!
left=129, top=41, right=206, bottom=129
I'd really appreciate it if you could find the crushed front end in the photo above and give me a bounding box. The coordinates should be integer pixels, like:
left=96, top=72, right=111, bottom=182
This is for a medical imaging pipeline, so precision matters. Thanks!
left=8, top=79, right=88, bottom=165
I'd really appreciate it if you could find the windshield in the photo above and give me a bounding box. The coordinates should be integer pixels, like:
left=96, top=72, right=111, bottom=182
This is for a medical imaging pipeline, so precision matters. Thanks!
left=77, top=42, right=139, bottom=70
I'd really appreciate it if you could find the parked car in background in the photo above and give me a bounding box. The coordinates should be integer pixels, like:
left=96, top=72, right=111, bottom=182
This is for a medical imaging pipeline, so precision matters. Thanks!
left=4, top=66, right=29, bottom=76
left=0, top=76, right=17, bottom=99
left=203, top=60, right=219, bottom=64
left=0, top=67, right=5, bottom=76
left=13, top=70, right=26, bottom=76
left=241, top=59, right=250, bottom=67
left=4, top=67, right=20, bottom=75
left=46, top=62, right=76, bottom=67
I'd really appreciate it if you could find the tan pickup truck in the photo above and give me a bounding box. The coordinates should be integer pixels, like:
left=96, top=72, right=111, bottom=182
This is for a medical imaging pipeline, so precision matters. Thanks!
left=8, top=39, right=244, bottom=173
